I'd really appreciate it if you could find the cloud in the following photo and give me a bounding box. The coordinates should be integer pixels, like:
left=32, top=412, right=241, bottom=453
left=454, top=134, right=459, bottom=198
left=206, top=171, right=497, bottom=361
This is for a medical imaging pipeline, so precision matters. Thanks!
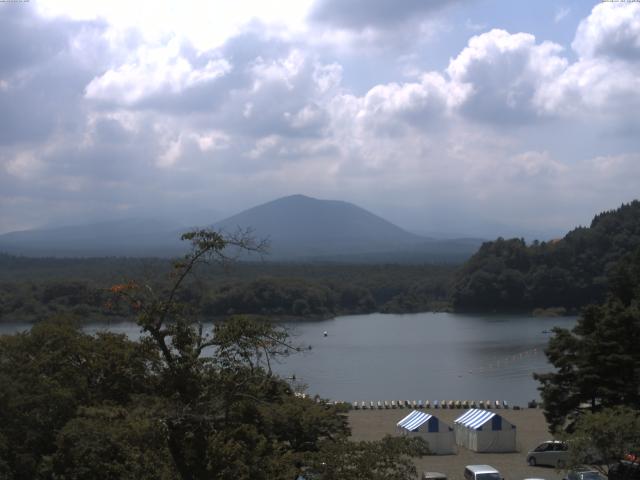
left=536, top=4, right=640, bottom=118
left=85, top=40, right=232, bottom=106
left=0, top=6, right=105, bottom=146
left=1, top=2, right=639, bottom=238
left=572, top=3, right=640, bottom=61
left=447, top=29, right=568, bottom=123
left=309, top=0, right=464, bottom=30
left=554, top=6, right=570, bottom=23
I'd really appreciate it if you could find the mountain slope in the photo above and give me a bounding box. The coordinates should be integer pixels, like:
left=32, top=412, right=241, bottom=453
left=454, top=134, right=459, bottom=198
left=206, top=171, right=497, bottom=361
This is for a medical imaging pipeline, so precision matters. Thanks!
left=214, top=194, right=424, bottom=258
left=0, top=218, right=183, bottom=257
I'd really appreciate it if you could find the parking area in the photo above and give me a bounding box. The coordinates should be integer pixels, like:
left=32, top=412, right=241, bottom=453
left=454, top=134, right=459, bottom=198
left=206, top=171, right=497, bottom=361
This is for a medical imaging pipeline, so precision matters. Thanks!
left=349, top=407, right=565, bottom=480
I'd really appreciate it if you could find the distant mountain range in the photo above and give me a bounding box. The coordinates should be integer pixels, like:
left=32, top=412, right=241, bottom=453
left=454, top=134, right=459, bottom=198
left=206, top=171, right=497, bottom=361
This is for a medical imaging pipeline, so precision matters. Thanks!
left=0, top=194, right=483, bottom=262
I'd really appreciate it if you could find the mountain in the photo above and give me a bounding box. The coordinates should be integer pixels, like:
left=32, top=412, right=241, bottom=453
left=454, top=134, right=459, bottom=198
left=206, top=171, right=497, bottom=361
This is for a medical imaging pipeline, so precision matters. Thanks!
left=0, top=218, right=184, bottom=257
left=0, top=195, right=482, bottom=262
left=214, top=194, right=426, bottom=258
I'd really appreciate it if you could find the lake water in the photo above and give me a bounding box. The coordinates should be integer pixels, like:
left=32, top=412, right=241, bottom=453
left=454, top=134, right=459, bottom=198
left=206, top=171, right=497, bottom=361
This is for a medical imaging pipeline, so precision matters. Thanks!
left=0, top=312, right=576, bottom=405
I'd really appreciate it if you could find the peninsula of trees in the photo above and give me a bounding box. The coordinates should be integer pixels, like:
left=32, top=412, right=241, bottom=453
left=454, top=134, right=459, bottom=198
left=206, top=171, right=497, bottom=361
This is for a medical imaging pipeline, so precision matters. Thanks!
left=451, top=201, right=640, bottom=313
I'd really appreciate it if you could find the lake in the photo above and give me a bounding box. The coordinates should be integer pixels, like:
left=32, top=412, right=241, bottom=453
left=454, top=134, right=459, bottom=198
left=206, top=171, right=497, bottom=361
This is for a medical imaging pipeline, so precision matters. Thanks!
left=0, top=312, right=576, bottom=406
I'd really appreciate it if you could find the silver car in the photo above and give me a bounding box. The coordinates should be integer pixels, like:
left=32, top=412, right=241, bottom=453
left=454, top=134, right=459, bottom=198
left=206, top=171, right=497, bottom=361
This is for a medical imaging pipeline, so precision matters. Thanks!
left=527, top=441, right=569, bottom=467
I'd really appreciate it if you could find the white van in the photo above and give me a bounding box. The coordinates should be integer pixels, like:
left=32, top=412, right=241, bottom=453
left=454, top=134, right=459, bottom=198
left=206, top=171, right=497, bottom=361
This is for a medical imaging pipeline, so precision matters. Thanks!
left=527, top=440, right=569, bottom=467
left=464, top=465, right=502, bottom=480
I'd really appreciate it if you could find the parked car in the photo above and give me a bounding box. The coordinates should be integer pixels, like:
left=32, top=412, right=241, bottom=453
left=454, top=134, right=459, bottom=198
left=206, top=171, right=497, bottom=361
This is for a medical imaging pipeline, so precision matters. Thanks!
left=527, top=441, right=569, bottom=467
left=563, top=467, right=604, bottom=480
left=464, top=465, right=502, bottom=480
left=423, top=472, right=447, bottom=480
left=609, top=460, right=640, bottom=480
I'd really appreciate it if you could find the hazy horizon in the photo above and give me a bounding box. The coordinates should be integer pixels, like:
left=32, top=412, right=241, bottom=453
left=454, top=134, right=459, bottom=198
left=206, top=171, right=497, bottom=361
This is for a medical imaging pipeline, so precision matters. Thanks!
left=1, top=1, right=638, bottom=239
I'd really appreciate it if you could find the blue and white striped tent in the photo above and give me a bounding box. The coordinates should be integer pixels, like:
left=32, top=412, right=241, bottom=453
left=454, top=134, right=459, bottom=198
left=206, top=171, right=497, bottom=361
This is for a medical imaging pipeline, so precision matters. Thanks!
left=454, top=409, right=516, bottom=452
left=397, top=410, right=455, bottom=455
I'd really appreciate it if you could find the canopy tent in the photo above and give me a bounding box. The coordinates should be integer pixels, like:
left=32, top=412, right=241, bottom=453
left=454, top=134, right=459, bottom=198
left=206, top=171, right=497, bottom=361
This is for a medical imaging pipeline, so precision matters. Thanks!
left=454, top=409, right=516, bottom=452
left=397, top=410, right=455, bottom=455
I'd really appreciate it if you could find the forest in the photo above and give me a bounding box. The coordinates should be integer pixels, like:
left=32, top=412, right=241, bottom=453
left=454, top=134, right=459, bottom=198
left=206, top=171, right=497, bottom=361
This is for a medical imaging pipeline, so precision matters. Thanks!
left=0, top=256, right=454, bottom=323
left=451, top=201, right=640, bottom=312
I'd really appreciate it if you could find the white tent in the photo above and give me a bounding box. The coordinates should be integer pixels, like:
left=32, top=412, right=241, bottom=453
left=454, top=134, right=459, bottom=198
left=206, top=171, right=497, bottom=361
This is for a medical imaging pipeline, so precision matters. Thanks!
left=453, top=409, right=516, bottom=452
left=397, top=410, right=456, bottom=455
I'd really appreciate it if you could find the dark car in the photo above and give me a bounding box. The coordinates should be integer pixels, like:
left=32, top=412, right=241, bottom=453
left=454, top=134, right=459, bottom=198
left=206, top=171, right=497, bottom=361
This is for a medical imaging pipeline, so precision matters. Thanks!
left=563, top=467, right=604, bottom=480
left=609, top=460, right=640, bottom=480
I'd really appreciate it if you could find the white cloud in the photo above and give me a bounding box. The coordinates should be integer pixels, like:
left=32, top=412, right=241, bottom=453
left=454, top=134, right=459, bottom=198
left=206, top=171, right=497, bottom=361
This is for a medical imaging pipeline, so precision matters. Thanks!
left=508, top=151, right=568, bottom=178
left=248, top=135, right=281, bottom=159
left=37, top=0, right=314, bottom=51
left=536, top=4, right=640, bottom=115
left=554, top=6, right=570, bottom=23
left=5, top=151, right=44, bottom=179
left=465, top=18, right=487, bottom=31
left=447, top=29, right=568, bottom=122
left=85, top=38, right=231, bottom=105
left=251, top=50, right=306, bottom=92
left=572, top=3, right=640, bottom=60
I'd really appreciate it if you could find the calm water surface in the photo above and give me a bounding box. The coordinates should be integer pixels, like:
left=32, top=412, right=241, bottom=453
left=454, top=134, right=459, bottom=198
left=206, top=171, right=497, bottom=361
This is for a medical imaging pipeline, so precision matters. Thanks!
left=0, top=312, right=575, bottom=405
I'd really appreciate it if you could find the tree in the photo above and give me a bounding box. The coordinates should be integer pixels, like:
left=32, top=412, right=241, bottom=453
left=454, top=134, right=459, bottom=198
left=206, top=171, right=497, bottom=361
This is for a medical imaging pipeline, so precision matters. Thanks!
left=104, top=228, right=428, bottom=479
left=0, top=317, right=160, bottom=479
left=535, top=248, right=640, bottom=433
left=561, top=407, right=640, bottom=477
left=304, top=436, right=429, bottom=480
left=0, top=229, right=428, bottom=479
left=48, top=404, right=175, bottom=480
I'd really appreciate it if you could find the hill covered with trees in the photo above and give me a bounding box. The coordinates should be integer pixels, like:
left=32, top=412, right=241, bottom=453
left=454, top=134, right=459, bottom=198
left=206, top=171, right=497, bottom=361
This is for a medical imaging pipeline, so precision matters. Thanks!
left=0, top=256, right=454, bottom=323
left=451, top=201, right=640, bottom=312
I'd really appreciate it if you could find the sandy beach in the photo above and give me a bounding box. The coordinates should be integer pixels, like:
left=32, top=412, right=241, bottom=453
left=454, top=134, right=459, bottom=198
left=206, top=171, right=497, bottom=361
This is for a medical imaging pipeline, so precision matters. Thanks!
left=349, top=407, right=565, bottom=480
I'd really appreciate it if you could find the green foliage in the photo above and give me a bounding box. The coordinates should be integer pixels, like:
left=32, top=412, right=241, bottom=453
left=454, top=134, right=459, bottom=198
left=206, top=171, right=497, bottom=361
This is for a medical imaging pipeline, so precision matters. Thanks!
left=48, top=403, right=175, bottom=480
left=0, top=318, right=159, bottom=479
left=560, top=407, right=640, bottom=476
left=535, top=248, right=640, bottom=432
left=0, top=257, right=455, bottom=323
left=0, top=229, right=429, bottom=479
left=304, top=435, right=430, bottom=480
left=452, top=201, right=640, bottom=312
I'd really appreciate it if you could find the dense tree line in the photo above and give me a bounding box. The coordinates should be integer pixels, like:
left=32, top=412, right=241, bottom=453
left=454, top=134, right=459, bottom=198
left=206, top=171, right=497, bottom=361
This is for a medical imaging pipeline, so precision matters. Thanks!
left=535, top=247, right=640, bottom=433
left=0, top=230, right=429, bottom=479
left=452, top=201, right=640, bottom=312
left=0, top=259, right=455, bottom=323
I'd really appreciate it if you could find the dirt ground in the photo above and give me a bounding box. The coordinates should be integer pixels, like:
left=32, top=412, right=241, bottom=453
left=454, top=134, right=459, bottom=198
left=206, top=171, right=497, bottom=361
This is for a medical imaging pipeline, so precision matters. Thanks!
left=348, top=407, right=565, bottom=480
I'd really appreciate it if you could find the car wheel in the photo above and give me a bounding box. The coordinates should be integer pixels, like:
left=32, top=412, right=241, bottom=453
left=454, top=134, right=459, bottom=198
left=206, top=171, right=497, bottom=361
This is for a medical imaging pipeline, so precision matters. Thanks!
left=557, top=460, right=566, bottom=468
left=528, top=457, right=537, bottom=466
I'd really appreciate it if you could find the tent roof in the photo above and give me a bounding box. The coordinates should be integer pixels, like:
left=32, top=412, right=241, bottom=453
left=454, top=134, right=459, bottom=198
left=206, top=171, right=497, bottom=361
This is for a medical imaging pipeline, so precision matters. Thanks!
left=454, top=409, right=497, bottom=430
left=397, top=410, right=432, bottom=431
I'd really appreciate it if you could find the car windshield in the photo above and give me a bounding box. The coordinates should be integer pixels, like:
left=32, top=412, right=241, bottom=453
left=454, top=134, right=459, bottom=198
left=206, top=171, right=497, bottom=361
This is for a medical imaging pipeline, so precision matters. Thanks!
left=477, top=473, right=501, bottom=480
left=580, top=472, right=602, bottom=480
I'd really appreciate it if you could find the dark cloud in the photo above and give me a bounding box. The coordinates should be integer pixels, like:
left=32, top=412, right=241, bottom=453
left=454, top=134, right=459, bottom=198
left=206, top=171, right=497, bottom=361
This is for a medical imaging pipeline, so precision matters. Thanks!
left=0, top=4, right=70, bottom=75
left=0, top=5, right=106, bottom=145
left=309, top=0, right=465, bottom=30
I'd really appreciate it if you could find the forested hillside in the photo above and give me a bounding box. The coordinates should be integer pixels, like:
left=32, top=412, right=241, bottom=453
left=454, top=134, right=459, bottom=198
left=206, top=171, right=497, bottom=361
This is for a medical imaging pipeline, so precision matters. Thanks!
left=0, top=257, right=454, bottom=323
left=451, top=201, right=640, bottom=312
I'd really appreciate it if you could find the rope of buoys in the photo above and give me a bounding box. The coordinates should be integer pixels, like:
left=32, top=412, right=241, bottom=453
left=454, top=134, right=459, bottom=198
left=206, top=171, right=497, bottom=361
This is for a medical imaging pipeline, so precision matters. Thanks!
left=465, top=347, right=541, bottom=376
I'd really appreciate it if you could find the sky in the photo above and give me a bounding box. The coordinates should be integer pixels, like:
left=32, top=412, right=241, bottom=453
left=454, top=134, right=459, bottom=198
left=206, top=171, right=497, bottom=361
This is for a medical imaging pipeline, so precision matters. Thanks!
left=0, top=0, right=639, bottom=238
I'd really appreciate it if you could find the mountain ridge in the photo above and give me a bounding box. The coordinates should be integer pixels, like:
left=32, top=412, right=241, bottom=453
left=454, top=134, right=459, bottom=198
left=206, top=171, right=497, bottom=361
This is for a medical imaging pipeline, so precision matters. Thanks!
left=0, top=194, right=482, bottom=262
